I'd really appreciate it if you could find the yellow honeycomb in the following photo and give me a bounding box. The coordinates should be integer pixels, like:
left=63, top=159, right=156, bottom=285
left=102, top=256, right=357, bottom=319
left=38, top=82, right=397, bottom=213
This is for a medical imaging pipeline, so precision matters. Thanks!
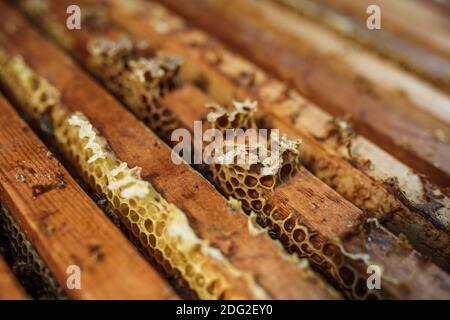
left=228, top=197, right=341, bottom=299
left=87, top=38, right=183, bottom=140
left=0, top=52, right=269, bottom=300
left=207, top=101, right=382, bottom=300
left=55, top=112, right=268, bottom=299
left=0, top=204, right=65, bottom=299
left=0, top=52, right=60, bottom=121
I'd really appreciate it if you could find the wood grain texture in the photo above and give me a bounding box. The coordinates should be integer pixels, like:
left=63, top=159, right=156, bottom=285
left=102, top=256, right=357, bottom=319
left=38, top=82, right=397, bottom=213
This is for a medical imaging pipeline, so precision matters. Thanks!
left=25, top=0, right=450, bottom=298
left=0, top=94, right=177, bottom=300
left=163, top=86, right=363, bottom=238
left=421, top=0, right=450, bottom=15
left=158, top=0, right=450, bottom=188
left=5, top=0, right=450, bottom=299
left=204, top=0, right=450, bottom=127
left=160, top=85, right=450, bottom=299
left=317, top=0, right=450, bottom=59
left=104, top=0, right=450, bottom=272
left=0, top=255, right=28, bottom=300
left=273, top=0, right=450, bottom=93
left=0, top=2, right=337, bottom=299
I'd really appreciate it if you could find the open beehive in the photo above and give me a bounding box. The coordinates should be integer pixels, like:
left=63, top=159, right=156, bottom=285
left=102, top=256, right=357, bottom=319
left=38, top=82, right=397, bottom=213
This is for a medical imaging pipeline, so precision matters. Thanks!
left=0, top=0, right=449, bottom=300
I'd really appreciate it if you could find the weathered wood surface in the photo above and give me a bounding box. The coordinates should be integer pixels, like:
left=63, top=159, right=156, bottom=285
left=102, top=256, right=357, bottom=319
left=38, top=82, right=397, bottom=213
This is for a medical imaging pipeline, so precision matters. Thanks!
left=161, top=85, right=450, bottom=299
left=317, top=0, right=450, bottom=59
left=1, top=2, right=337, bottom=299
left=0, top=95, right=177, bottom=300
left=102, top=0, right=450, bottom=271
left=0, top=255, right=28, bottom=300
left=201, top=0, right=450, bottom=128
left=273, top=0, right=450, bottom=92
left=1, top=0, right=448, bottom=300
left=157, top=0, right=450, bottom=187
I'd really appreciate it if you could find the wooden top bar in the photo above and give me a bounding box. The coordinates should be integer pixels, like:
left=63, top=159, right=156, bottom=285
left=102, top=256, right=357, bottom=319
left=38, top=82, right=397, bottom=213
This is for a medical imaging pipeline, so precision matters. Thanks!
left=202, top=0, right=450, bottom=127
left=158, top=0, right=450, bottom=188
left=0, top=95, right=177, bottom=300
left=160, top=85, right=450, bottom=300
left=273, top=0, right=450, bottom=92
left=317, top=0, right=450, bottom=60
left=0, top=255, right=28, bottom=300
left=7, top=0, right=450, bottom=300
left=0, top=2, right=337, bottom=299
left=102, top=0, right=450, bottom=272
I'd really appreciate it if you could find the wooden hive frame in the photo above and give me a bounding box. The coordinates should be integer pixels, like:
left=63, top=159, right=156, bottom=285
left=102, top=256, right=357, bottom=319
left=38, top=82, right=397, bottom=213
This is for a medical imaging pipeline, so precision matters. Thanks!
left=0, top=1, right=339, bottom=300
left=0, top=94, right=177, bottom=299
left=156, top=0, right=450, bottom=190
left=97, top=0, right=450, bottom=271
left=273, top=0, right=450, bottom=92
left=0, top=0, right=447, bottom=300
left=11, top=0, right=450, bottom=300
left=0, top=254, right=28, bottom=300
left=189, top=0, right=450, bottom=129
left=311, top=0, right=450, bottom=61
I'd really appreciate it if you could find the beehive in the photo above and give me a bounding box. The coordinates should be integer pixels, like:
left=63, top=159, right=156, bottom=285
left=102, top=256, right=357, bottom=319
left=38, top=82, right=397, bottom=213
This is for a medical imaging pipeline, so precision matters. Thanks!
left=0, top=0, right=448, bottom=301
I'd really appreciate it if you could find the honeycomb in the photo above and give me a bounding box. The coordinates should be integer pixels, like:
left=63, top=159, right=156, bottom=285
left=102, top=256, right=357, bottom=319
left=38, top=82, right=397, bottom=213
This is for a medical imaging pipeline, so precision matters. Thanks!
left=207, top=101, right=382, bottom=300
left=56, top=112, right=269, bottom=299
left=0, top=52, right=269, bottom=300
left=0, top=51, right=60, bottom=121
left=0, top=204, right=65, bottom=299
left=207, top=100, right=302, bottom=180
left=87, top=38, right=183, bottom=140
left=227, top=196, right=341, bottom=299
